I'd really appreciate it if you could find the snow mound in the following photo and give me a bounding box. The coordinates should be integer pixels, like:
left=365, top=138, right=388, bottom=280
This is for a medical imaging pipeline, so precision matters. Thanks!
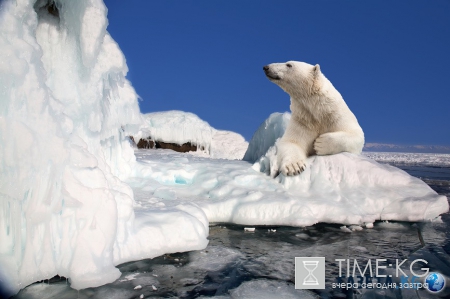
left=135, top=110, right=248, bottom=160
left=137, top=111, right=214, bottom=151
left=253, top=152, right=448, bottom=225
left=243, top=112, right=290, bottom=163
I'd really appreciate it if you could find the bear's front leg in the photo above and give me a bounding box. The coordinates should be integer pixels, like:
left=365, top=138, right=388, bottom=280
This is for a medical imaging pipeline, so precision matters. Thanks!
left=276, top=141, right=307, bottom=176
left=314, top=131, right=364, bottom=155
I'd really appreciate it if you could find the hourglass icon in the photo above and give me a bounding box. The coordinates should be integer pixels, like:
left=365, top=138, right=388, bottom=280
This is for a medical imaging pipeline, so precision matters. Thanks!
left=302, top=260, right=319, bottom=285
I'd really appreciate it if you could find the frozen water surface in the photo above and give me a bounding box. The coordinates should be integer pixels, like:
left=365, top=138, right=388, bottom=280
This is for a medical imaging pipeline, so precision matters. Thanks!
left=12, top=214, right=450, bottom=298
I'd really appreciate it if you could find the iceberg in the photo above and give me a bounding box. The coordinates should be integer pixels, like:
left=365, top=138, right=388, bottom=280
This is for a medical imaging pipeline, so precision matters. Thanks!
left=0, top=0, right=208, bottom=295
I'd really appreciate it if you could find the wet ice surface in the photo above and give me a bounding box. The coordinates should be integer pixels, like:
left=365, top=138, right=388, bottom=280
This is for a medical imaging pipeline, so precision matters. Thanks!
left=14, top=163, right=450, bottom=299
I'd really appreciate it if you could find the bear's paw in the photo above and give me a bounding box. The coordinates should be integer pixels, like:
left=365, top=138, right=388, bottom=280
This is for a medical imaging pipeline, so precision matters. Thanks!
left=279, top=159, right=306, bottom=176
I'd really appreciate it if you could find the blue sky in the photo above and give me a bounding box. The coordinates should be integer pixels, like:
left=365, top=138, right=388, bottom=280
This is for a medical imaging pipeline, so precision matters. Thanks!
left=104, top=0, right=450, bottom=145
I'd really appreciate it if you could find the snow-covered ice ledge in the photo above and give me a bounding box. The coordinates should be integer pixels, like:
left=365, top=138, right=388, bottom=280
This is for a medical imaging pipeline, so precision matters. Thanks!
left=244, top=152, right=449, bottom=226
left=130, top=149, right=448, bottom=228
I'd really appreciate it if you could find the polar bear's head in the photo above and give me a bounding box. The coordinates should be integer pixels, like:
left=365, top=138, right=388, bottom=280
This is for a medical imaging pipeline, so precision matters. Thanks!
left=263, top=61, right=322, bottom=96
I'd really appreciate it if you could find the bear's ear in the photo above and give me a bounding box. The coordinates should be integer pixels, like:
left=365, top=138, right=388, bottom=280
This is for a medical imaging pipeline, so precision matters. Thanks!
left=313, top=64, right=321, bottom=76
left=312, top=64, right=322, bottom=93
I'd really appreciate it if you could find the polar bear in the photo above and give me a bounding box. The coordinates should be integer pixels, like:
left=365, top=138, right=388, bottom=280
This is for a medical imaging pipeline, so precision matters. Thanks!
left=263, top=61, right=364, bottom=176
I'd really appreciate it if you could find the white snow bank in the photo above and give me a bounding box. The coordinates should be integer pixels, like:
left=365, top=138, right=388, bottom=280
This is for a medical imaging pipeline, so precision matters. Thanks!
left=136, top=111, right=214, bottom=151
left=135, top=110, right=248, bottom=160
left=363, top=152, right=450, bottom=167
left=0, top=0, right=207, bottom=295
left=243, top=112, right=290, bottom=163
left=131, top=149, right=448, bottom=228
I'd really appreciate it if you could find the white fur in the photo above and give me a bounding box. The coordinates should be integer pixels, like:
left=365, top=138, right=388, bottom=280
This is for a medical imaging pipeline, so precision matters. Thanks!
left=264, top=61, right=364, bottom=176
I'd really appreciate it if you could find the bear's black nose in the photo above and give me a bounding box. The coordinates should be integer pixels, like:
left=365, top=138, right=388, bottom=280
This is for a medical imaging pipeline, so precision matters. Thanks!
left=263, top=65, right=270, bottom=72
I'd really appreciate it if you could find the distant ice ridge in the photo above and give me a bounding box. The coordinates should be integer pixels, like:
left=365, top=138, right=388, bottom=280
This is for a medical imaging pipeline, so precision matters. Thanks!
left=0, top=0, right=207, bottom=295
left=135, top=110, right=249, bottom=160
left=363, top=152, right=450, bottom=167
left=364, top=143, right=450, bottom=154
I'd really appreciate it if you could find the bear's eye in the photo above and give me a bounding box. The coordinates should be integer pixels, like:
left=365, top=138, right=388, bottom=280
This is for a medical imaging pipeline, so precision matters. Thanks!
left=286, top=63, right=292, bottom=68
